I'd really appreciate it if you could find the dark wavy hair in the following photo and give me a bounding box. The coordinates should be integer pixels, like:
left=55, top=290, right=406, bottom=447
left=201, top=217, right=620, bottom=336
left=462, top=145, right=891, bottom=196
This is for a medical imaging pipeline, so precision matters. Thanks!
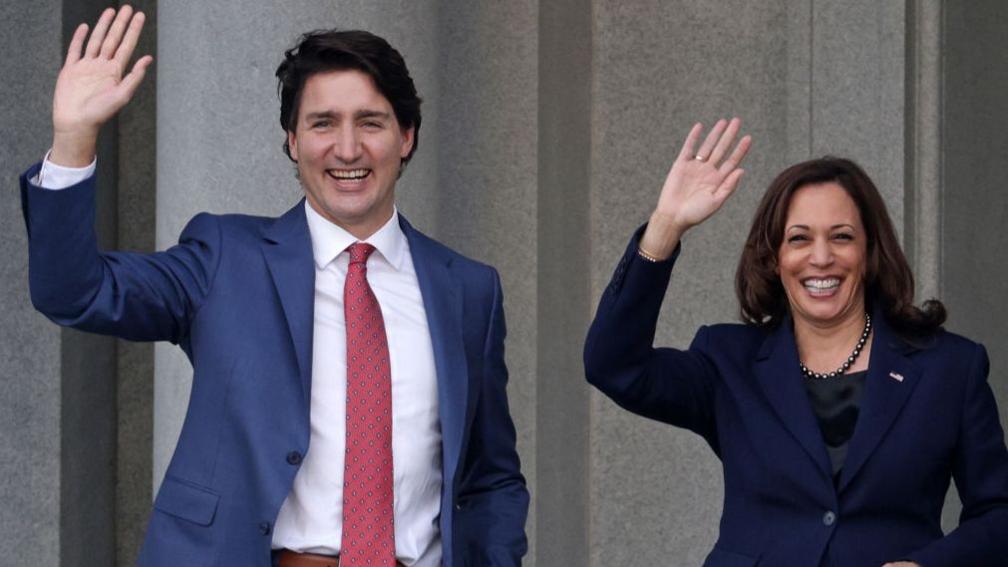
left=735, top=157, right=945, bottom=337
left=275, top=29, right=422, bottom=168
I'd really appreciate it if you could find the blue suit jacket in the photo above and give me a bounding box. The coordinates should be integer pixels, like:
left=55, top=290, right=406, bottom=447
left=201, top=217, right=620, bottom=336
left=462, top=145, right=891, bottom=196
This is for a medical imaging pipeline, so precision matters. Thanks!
left=585, top=232, right=1008, bottom=567
left=21, top=164, right=529, bottom=567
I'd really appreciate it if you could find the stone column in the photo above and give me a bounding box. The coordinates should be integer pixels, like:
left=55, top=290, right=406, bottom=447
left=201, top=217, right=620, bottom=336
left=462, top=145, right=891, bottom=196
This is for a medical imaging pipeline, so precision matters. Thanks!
left=587, top=1, right=911, bottom=563
left=0, top=3, right=64, bottom=564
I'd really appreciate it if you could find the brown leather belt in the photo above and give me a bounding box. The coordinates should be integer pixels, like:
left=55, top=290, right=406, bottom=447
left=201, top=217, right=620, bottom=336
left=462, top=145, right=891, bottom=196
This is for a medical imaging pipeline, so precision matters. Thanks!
left=277, top=549, right=406, bottom=567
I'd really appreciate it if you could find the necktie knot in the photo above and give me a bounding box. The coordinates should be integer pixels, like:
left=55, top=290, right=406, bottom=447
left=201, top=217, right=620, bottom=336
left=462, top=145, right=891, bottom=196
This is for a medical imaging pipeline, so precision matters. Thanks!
left=348, top=242, right=376, bottom=266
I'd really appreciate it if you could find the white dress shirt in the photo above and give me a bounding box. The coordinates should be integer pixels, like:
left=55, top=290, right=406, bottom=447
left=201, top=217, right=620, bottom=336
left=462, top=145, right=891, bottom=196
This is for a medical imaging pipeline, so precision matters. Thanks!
left=35, top=156, right=443, bottom=566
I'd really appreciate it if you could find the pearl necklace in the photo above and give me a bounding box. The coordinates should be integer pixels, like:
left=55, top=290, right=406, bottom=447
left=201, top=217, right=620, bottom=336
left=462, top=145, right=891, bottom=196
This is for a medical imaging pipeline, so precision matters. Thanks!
left=799, top=313, right=872, bottom=380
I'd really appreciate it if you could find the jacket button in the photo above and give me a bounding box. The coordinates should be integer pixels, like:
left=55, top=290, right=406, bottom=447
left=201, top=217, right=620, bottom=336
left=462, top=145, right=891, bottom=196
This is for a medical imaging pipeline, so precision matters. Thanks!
left=286, top=451, right=303, bottom=465
left=822, top=511, right=836, bottom=526
left=259, top=521, right=272, bottom=535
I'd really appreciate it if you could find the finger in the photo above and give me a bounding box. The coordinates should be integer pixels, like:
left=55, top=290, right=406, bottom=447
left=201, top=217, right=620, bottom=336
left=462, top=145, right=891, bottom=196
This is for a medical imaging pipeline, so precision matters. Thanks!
left=713, top=168, right=744, bottom=202
left=675, top=123, right=704, bottom=163
left=113, top=11, right=147, bottom=67
left=84, top=8, right=116, bottom=58
left=695, top=118, right=727, bottom=161
left=114, top=55, right=153, bottom=103
left=64, top=23, right=89, bottom=66
left=100, top=5, right=134, bottom=59
left=708, top=117, right=741, bottom=165
left=717, top=135, right=753, bottom=175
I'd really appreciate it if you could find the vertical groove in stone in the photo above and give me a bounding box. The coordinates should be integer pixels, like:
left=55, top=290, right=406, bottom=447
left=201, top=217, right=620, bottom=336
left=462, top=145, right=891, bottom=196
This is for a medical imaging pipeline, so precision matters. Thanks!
left=58, top=3, right=119, bottom=567
left=903, top=0, right=943, bottom=305
left=115, top=0, right=157, bottom=564
left=808, top=0, right=815, bottom=156
left=536, top=0, right=590, bottom=565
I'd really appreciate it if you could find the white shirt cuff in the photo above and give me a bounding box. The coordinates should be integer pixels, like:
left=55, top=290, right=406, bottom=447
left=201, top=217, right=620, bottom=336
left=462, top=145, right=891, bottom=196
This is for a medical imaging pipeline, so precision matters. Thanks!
left=33, top=150, right=96, bottom=190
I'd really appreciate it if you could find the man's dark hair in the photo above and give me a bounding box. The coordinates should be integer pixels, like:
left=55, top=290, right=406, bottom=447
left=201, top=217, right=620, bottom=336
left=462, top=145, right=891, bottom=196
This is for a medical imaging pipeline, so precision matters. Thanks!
left=276, top=29, right=422, bottom=167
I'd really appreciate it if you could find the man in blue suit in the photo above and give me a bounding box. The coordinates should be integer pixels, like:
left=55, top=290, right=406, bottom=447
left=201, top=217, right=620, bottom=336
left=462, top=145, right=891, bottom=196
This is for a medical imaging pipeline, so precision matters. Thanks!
left=21, top=6, right=528, bottom=566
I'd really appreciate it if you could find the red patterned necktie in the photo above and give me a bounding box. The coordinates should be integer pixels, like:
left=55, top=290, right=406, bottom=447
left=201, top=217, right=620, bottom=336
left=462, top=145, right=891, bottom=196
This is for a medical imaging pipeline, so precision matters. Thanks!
left=341, top=242, right=395, bottom=566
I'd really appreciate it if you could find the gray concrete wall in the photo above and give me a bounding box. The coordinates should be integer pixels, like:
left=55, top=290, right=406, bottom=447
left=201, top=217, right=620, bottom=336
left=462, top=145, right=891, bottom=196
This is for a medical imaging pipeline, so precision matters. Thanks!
left=115, top=1, right=157, bottom=564
left=589, top=3, right=793, bottom=563
left=0, top=5, right=63, bottom=566
left=942, top=0, right=1008, bottom=502
left=587, top=1, right=927, bottom=564
left=5, top=1, right=1008, bottom=565
left=536, top=0, right=591, bottom=564
left=435, top=2, right=540, bottom=557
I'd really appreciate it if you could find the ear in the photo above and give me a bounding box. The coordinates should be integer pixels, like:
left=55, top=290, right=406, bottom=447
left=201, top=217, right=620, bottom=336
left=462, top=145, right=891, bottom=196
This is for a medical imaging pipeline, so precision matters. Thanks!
left=288, top=130, right=299, bottom=162
left=399, top=126, right=415, bottom=159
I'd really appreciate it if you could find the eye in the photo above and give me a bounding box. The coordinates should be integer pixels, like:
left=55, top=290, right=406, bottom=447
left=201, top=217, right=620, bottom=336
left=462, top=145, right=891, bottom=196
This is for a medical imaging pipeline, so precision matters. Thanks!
left=786, top=234, right=809, bottom=243
left=833, top=232, right=854, bottom=241
left=311, top=120, right=331, bottom=129
left=361, top=120, right=383, bottom=130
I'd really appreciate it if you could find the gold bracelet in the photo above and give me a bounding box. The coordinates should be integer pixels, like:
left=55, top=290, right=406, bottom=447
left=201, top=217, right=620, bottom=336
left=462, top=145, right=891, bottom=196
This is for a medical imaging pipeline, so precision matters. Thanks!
left=637, top=246, right=664, bottom=263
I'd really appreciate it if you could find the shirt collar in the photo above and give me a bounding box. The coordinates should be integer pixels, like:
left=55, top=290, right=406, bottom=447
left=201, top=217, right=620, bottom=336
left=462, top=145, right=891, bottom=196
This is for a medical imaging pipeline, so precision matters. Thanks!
left=303, top=201, right=408, bottom=271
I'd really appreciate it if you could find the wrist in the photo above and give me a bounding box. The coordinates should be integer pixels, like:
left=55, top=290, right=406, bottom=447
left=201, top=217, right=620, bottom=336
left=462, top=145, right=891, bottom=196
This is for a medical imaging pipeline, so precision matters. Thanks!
left=640, top=212, right=687, bottom=260
left=50, top=129, right=98, bottom=168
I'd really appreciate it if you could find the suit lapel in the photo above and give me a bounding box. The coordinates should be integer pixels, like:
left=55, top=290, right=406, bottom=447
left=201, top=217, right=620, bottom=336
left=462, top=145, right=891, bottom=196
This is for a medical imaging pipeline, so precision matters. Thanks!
left=754, top=319, right=833, bottom=481
left=400, top=217, right=469, bottom=483
left=837, top=312, right=922, bottom=493
left=260, top=200, right=316, bottom=407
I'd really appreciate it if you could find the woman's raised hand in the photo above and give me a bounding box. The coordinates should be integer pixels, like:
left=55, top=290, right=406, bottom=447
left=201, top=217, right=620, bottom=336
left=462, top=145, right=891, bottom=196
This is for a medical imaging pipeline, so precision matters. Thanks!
left=51, top=6, right=152, bottom=166
left=639, top=118, right=751, bottom=259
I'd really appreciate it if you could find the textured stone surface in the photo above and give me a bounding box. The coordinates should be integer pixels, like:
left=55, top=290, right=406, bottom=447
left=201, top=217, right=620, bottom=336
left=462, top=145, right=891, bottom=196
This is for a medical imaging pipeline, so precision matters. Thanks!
left=435, top=2, right=540, bottom=559
left=6, top=3, right=1008, bottom=566
left=904, top=0, right=943, bottom=305
left=590, top=2, right=793, bottom=564
left=56, top=4, right=120, bottom=565
left=810, top=0, right=905, bottom=235
left=536, top=0, right=591, bottom=564
left=116, top=1, right=158, bottom=564
left=941, top=0, right=1008, bottom=533
left=0, top=3, right=63, bottom=566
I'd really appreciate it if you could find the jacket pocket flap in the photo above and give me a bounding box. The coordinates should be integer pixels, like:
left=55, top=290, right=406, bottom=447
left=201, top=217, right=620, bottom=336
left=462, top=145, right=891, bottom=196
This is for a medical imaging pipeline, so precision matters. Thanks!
left=703, top=547, right=759, bottom=567
left=154, top=477, right=220, bottom=526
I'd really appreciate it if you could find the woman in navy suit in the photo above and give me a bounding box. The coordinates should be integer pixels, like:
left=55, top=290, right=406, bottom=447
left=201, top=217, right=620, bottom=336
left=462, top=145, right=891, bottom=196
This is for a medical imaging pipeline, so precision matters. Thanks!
left=585, top=119, right=1008, bottom=566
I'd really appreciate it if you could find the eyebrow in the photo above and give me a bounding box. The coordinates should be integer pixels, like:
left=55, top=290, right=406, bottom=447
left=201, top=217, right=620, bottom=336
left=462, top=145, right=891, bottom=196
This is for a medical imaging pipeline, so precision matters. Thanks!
left=303, top=109, right=391, bottom=122
left=786, top=223, right=857, bottom=231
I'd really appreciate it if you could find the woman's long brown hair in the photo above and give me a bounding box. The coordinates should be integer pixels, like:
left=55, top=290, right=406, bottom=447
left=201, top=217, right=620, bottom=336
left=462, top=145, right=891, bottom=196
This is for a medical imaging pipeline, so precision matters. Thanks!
left=735, top=157, right=945, bottom=337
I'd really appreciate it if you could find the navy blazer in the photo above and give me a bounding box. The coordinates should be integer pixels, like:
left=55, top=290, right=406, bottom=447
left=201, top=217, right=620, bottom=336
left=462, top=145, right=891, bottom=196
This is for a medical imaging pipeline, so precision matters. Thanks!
left=20, top=163, right=529, bottom=567
left=585, top=231, right=1008, bottom=567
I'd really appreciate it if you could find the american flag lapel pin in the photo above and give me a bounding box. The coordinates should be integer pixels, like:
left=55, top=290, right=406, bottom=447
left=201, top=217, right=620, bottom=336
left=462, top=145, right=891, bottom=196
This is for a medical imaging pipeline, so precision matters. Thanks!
left=889, top=371, right=904, bottom=383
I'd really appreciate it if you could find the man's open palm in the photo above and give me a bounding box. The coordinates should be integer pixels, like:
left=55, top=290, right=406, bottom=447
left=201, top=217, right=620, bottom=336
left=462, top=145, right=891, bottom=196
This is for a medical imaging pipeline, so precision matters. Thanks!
left=52, top=5, right=151, bottom=165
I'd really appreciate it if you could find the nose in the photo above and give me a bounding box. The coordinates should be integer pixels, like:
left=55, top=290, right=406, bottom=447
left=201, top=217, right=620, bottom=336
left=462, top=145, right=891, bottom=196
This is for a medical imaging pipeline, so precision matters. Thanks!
left=331, top=124, right=363, bottom=164
left=809, top=237, right=833, bottom=267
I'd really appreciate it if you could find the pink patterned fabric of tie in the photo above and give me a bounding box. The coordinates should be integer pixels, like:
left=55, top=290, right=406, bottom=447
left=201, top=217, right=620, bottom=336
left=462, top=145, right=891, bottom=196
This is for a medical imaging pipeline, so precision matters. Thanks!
left=341, top=242, right=395, bottom=566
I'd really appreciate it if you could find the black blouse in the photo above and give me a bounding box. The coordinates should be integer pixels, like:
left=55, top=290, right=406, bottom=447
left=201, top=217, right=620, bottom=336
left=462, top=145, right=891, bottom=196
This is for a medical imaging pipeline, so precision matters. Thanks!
left=802, top=370, right=868, bottom=479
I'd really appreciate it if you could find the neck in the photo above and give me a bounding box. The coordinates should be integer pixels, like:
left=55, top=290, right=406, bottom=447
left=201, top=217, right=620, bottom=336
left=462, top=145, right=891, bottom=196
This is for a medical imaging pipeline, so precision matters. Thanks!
left=305, top=198, right=395, bottom=241
left=794, top=305, right=870, bottom=373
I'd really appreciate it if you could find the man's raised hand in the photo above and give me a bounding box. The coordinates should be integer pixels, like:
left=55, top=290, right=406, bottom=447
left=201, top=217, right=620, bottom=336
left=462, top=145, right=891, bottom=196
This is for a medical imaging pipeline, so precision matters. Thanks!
left=51, top=5, right=152, bottom=166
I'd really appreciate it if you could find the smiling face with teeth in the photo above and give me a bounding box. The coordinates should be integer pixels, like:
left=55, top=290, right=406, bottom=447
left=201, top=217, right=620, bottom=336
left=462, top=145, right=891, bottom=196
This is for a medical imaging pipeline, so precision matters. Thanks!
left=288, top=69, right=415, bottom=239
left=777, top=182, right=867, bottom=330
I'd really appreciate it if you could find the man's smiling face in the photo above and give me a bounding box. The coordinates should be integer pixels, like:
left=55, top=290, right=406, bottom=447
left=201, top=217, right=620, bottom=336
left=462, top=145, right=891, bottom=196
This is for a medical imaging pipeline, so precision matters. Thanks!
left=288, top=69, right=414, bottom=239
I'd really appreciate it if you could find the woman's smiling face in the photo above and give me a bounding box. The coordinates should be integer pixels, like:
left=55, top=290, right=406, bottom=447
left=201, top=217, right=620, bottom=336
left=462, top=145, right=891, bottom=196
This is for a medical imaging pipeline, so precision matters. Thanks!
left=777, top=182, right=868, bottom=328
